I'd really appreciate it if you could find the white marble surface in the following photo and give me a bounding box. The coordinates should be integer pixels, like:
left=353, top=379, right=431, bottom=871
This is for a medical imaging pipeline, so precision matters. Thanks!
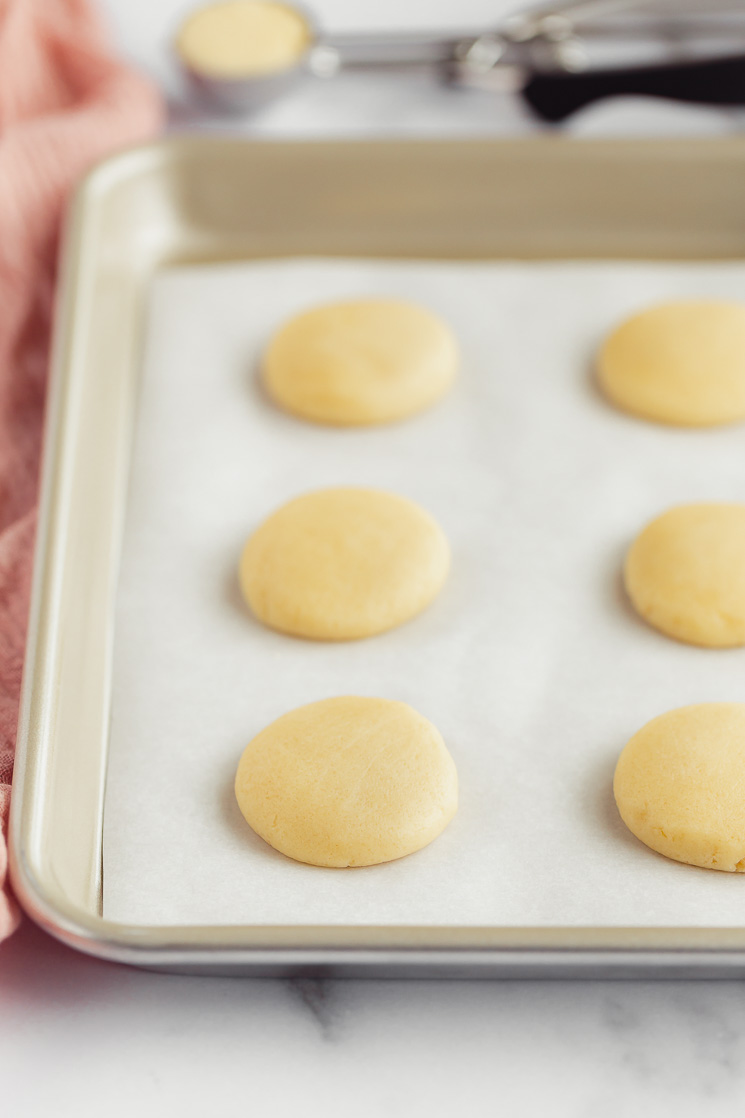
left=6, top=924, right=745, bottom=1116
left=5, top=1, right=745, bottom=1113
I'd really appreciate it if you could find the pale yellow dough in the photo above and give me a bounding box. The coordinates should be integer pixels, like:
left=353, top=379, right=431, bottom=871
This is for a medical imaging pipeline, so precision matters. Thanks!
left=176, top=1, right=310, bottom=77
left=240, top=487, right=450, bottom=640
left=597, top=300, right=745, bottom=426
left=263, top=299, right=459, bottom=425
left=235, top=696, right=458, bottom=867
left=614, top=703, right=745, bottom=871
left=624, top=503, right=745, bottom=648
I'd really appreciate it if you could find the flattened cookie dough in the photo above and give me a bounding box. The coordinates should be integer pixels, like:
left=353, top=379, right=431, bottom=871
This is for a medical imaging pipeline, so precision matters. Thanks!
left=263, top=299, right=459, bottom=425
left=614, top=703, right=745, bottom=871
left=598, top=300, right=745, bottom=426
left=235, top=696, right=458, bottom=867
left=624, top=503, right=745, bottom=648
left=176, top=1, right=311, bottom=78
left=240, top=487, right=450, bottom=640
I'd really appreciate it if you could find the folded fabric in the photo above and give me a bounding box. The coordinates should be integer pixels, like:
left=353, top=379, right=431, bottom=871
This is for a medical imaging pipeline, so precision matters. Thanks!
left=0, top=0, right=162, bottom=942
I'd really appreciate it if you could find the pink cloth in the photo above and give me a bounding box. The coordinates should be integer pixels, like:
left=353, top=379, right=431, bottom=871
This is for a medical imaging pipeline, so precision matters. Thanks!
left=0, top=0, right=162, bottom=941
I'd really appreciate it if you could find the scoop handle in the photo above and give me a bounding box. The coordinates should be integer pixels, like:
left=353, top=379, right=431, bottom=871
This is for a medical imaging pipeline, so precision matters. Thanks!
left=321, top=30, right=476, bottom=70
left=523, top=53, right=745, bottom=123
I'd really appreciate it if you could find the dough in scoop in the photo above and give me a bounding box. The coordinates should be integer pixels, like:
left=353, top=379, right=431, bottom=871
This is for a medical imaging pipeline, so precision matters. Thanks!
left=240, top=487, right=450, bottom=640
left=597, top=300, right=745, bottom=426
left=234, top=696, right=458, bottom=867
left=614, top=703, right=745, bottom=871
left=624, top=502, right=745, bottom=648
left=176, top=1, right=310, bottom=77
left=262, top=299, right=458, bottom=425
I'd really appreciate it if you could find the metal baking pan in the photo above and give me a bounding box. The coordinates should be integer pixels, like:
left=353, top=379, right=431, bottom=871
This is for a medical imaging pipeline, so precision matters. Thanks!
left=11, top=136, right=745, bottom=978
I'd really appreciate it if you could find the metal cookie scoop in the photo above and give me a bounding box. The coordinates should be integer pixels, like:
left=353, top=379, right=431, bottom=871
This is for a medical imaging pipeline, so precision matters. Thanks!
left=175, top=1, right=501, bottom=113
left=176, top=1, right=320, bottom=112
left=175, top=0, right=745, bottom=122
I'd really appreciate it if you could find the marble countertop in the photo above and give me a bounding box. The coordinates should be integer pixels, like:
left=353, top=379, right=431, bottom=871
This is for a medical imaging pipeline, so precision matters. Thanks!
left=5, top=922, right=745, bottom=1116
left=4, top=2, right=745, bottom=1114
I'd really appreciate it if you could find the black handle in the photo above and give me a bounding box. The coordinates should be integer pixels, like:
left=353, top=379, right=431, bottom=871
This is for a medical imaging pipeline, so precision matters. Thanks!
left=523, top=53, right=745, bottom=124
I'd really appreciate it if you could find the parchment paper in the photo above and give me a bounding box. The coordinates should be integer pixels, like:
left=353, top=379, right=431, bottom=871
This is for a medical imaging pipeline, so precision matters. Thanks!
left=104, top=258, right=745, bottom=926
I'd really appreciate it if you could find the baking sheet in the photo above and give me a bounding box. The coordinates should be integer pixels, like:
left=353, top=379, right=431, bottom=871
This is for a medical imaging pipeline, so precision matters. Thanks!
left=104, top=258, right=745, bottom=927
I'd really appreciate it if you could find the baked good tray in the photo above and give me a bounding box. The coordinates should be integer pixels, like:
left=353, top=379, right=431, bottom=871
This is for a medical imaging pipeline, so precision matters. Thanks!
left=11, top=137, right=745, bottom=978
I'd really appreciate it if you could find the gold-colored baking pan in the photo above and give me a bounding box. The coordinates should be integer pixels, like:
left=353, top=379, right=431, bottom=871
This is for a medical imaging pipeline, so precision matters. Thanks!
left=10, top=137, right=745, bottom=977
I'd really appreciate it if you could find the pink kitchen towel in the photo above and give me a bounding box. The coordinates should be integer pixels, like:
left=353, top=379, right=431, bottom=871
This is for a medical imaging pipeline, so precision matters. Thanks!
left=0, top=0, right=162, bottom=941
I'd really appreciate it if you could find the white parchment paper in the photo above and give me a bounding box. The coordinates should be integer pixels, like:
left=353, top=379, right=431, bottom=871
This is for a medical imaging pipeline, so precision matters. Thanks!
left=104, top=258, right=745, bottom=926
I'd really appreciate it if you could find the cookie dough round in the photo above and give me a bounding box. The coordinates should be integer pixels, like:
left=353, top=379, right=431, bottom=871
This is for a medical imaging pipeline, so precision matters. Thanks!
left=624, top=503, right=745, bottom=648
left=240, top=487, right=450, bottom=640
left=263, top=299, right=459, bottom=425
left=176, top=1, right=310, bottom=78
left=235, top=696, right=458, bottom=867
left=614, top=703, right=745, bottom=871
left=597, top=300, right=745, bottom=426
